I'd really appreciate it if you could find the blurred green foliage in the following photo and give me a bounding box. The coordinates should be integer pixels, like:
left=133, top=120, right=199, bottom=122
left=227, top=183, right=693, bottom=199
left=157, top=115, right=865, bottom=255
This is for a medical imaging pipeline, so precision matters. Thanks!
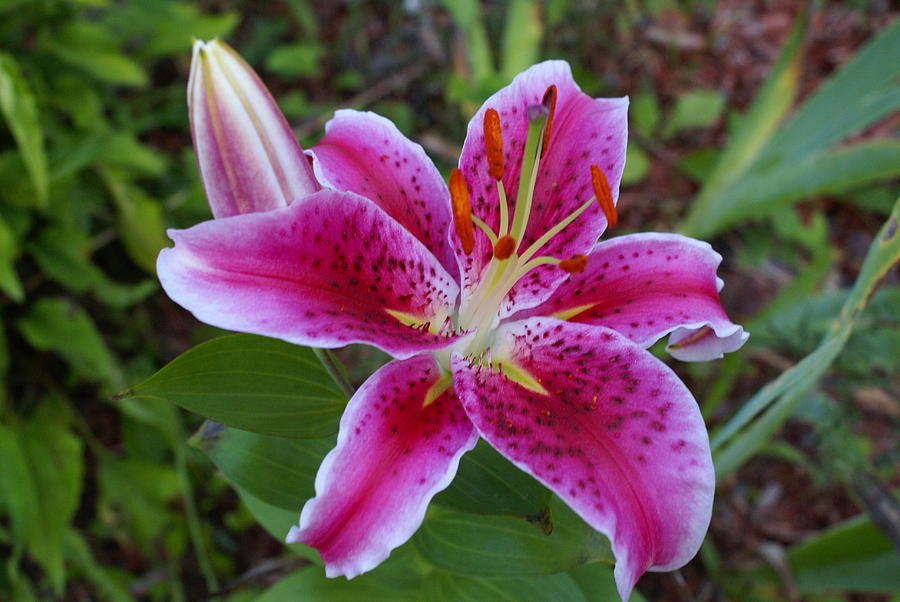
left=0, top=0, right=898, bottom=600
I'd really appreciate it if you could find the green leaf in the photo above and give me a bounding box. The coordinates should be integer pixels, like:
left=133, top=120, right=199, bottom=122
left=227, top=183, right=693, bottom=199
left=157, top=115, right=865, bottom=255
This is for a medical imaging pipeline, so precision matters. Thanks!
left=787, top=515, right=900, bottom=593
left=630, top=91, right=661, bottom=138
left=621, top=142, right=649, bottom=185
left=433, top=439, right=551, bottom=521
left=42, top=23, right=147, bottom=86
left=568, top=562, right=648, bottom=601
left=713, top=196, right=900, bottom=476
left=0, top=52, right=48, bottom=207
left=660, top=90, right=725, bottom=139
left=235, top=486, right=320, bottom=562
left=17, top=297, right=124, bottom=390
left=756, top=17, right=900, bottom=167
left=424, top=571, right=585, bottom=601
left=255, top=545, right=425, bottom=601
left=682, top=140, right=900, bottom=237
left=500, top=0, right=543, bottom=82
left=265, top=42, right=323, bottom=79
left=681, top=11, right=804, bottom=230
left=122, top=334, right=347, bottom=438
left=414, top=496, right=612, bottom=576
left=98, top=166, right=168, bottom=274
left=0, top=215, right=23, bottom=302
left=63, top=531, right=132, bottom=602
left=19, top=406, right=84, bottom=593
left=191, top=421, right=334, bottom=511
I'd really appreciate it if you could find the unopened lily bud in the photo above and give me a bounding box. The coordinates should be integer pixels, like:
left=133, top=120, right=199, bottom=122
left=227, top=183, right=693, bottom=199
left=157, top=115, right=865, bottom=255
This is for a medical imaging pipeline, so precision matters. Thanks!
left=188, top=39, right=318, bottom=218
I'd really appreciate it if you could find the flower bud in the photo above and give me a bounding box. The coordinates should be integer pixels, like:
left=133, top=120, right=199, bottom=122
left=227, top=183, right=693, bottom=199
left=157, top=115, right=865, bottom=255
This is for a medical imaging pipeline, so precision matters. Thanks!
left=188, top=39, right=318, bottom=218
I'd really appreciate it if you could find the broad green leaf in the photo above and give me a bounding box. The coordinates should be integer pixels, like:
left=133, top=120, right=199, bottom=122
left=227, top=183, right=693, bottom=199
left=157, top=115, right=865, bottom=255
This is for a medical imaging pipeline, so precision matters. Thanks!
left=433, top=439, right=551, bottom=521
left=568, top=562, right=648, bottom=601
left=98, top=167, right=168, bottom=274
left=235, top=486, right=320, bottom=562
left=787, top=515, right=900, bottom=593
left=255, top=544, right=425, bottom=602
left=414, top=496, right=612, bottom=576
left=0, top=52, right=47, bottom=207
left=121, top=334, right=347, bottom=438
left=0, top=215, right=23, bottom=302
left=424, top=571, right=585, bottom=601
left=500, top=0, right=543, bottom=81
left=17, top=297, right=124, bottom=390
left=661, top=90, right=724, bottom=139
left=713, top=196, right=900, bottom=476
left=97, top=132, right=167, bottom=177
left=191, top=421, right=334, bottom=511
left=681, top=11, right=804, bottom=228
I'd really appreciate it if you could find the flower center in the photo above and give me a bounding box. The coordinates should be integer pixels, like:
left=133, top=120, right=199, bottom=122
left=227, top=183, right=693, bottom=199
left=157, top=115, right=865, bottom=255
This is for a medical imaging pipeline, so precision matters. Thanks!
left=450, top=85, right=617, bottom=355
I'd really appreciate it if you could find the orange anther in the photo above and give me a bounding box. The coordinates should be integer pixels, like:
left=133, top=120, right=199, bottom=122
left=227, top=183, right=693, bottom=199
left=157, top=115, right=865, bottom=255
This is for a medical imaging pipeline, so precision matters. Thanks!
left=449, top=168, right=475, bottom=254
left=484, top=108, right=505, bottom=181
left=540, top=85, right=557, bottom=158
left=590, top=165, right=617, bottom=227
left=493, top=235, right=516, bottom=260
left=559, top=254, right=588, bottom=274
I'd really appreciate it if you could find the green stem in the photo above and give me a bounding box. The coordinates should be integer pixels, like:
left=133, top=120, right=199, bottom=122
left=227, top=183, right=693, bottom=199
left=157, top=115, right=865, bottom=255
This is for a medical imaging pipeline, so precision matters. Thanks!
left=314, top=349, right=355, bottom=398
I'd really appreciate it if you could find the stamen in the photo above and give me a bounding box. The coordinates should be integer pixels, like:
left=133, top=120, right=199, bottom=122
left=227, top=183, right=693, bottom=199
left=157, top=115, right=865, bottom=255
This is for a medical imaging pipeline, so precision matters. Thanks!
left=449, top=168, right=475, bottom=254
left=484, top=108, right=505, bottom=181
left=559, top=254, right=588, bottom=274
left=590, top=165, right=617, bottom=227
left=493, top=235, right=516, bottom=260
left=540, top=85, right=557, bottom=158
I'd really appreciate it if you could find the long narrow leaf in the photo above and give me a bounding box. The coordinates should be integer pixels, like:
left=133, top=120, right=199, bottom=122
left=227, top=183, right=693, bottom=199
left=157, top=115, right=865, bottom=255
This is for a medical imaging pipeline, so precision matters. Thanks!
left=712, top=195, right=900, bottom=477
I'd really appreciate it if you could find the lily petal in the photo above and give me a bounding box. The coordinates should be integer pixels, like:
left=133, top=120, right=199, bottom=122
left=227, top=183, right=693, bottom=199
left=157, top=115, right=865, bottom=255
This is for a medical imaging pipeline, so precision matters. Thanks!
left=288, top=354, right=478, bottom=577
left=520, top=233, right=748, bottom=360
left=157, top=190, right=462, bottom=358
left=457, top=60, right=628, bottom=315
left=452, top=318, right=714, bottom=601
left=309, top=110, right=457, bottom=278
left=188, top=39, right=318, bottom=217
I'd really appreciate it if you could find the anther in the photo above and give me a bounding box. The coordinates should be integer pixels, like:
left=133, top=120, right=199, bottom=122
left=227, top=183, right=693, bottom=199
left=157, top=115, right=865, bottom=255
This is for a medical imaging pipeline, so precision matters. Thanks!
left=540, top=85, right=557, bottom=158
left=449, top=168, right=475, bottom=254
left=559, top=254, right=588, bottom=274
left=590, top=165, right=617, bottom=227
left=493, top=235, right=516, bottom=260
left=484, top=108, right=505, bottom=181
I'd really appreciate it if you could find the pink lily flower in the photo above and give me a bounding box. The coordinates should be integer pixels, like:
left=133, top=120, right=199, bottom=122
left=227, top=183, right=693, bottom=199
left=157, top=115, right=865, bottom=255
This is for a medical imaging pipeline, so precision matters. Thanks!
left=159, top=40, right=747, bottom=600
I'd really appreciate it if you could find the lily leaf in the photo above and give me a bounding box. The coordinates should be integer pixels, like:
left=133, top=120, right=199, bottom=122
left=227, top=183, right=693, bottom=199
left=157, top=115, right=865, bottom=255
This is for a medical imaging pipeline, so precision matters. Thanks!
left=120, top=334, right=347, bottom=439
left=414, top=496, right=613, bottom=576
left=191, top=421, right=334, bottom=511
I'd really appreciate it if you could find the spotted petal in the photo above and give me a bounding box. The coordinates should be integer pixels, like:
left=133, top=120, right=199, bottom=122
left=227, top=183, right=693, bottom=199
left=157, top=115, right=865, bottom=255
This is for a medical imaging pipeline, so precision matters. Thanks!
left=157, top=190, right=462, bottom=358
left=188, top=39, right=318, bottom=217
left=456, top=60, right=628, bottom=316
left=520, top=233, right=748, bottom=360
left=309, top=110, right=457, bottom=278
left=451, top=318, right=714, bottom=600
left=288, top=354, right=478, bottom=577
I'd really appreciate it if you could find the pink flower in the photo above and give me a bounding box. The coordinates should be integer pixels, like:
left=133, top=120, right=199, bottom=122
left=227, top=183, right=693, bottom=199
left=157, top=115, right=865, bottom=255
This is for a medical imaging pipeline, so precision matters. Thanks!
left=159, top=40, right=747, bottom=600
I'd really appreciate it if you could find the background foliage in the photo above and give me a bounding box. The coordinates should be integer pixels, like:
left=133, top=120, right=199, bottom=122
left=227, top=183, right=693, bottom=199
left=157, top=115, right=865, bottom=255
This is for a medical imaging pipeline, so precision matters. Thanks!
left=0, top=1, right=897, bottom=600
